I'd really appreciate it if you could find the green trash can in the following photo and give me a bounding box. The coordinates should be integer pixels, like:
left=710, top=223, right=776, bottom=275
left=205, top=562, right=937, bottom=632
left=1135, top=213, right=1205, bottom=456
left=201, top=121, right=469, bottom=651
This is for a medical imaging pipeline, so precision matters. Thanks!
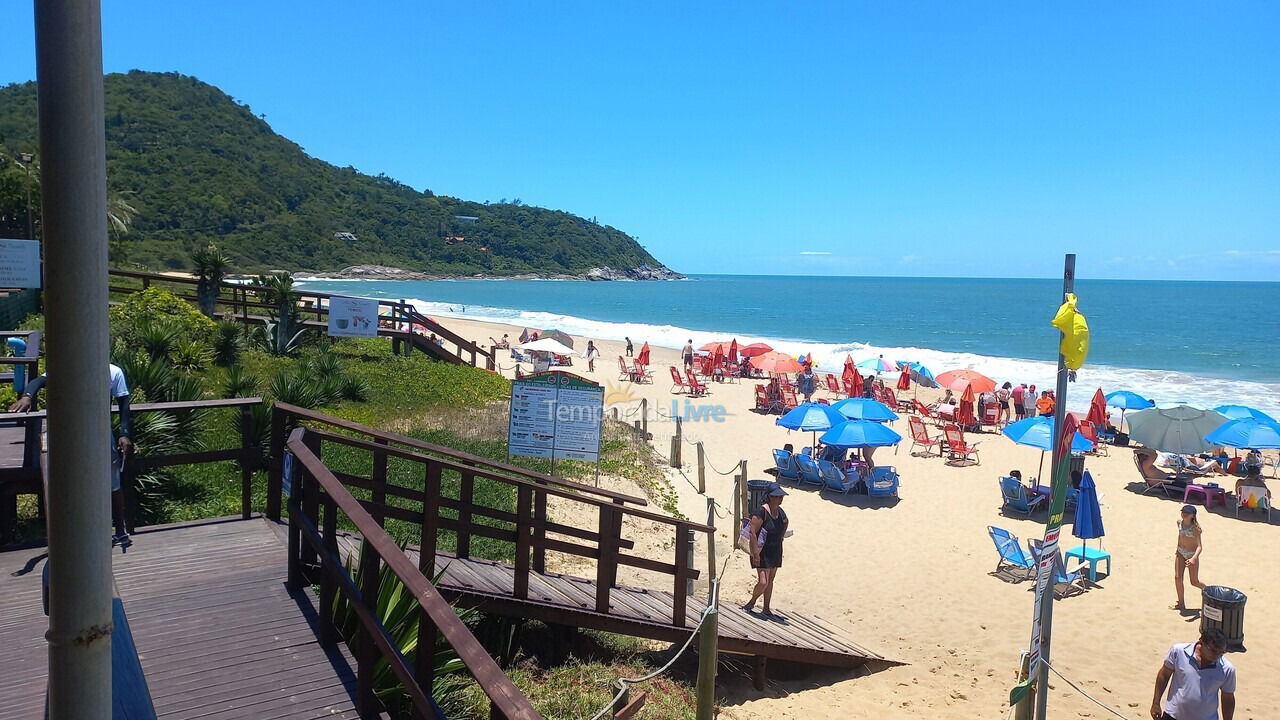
left=747, top=479, right=773, bottom=515
left=1201, top=585, right=1246, bottom=651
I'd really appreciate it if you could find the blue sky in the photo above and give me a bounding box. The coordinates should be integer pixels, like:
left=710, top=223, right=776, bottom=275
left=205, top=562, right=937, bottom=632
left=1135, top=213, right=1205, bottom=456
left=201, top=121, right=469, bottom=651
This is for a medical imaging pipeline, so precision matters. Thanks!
left=2, top=2, right=1277, bottom=280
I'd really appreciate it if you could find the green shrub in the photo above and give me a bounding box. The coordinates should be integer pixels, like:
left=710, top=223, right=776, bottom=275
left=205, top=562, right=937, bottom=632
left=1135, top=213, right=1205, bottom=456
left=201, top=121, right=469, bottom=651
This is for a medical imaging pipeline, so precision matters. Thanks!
left=269, top=370, right=319, bottom=408
left=171, top=339, right=212, bottom=373
left=110, top=287, right=216, bottom=347
left=339, top=375, right=370, bottom=402
left=137, top=319, right=181, bottom=361
left=221, top=365, right=260, bottom=399
left=212, top=321, right=244, bottom=366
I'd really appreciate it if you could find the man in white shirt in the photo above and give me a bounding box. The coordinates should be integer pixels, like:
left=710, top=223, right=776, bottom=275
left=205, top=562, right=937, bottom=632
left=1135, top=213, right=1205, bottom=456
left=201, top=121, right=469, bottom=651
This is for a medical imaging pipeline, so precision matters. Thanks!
left=1151, top=628, right=1236, bottom=720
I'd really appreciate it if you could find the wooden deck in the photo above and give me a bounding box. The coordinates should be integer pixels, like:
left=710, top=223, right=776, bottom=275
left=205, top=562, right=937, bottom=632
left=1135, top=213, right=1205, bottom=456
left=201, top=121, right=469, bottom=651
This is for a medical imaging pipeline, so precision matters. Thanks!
left=0, top=517, right=362, bottom=719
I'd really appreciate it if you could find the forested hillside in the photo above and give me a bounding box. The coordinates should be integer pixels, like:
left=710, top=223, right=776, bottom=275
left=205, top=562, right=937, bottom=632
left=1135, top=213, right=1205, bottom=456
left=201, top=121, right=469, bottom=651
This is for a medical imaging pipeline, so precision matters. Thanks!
left=0, top=71, right=676, bottom=277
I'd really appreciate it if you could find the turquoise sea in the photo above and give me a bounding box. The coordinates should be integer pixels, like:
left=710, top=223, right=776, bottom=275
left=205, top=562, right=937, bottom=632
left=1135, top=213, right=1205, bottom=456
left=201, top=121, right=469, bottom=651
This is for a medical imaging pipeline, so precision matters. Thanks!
left=296, top=275, right=1280, bottom=417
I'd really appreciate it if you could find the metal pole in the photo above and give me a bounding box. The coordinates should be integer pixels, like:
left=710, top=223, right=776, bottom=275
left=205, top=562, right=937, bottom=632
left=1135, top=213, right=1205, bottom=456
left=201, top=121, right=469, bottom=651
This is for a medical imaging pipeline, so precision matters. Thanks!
left=35, top=1, right=113, bottom=718
left=1034, top=253, right=1075, bottom=720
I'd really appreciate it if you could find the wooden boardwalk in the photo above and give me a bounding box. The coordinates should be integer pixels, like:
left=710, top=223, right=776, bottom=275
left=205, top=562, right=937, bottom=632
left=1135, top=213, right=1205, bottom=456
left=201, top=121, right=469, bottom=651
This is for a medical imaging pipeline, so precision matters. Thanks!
left=0, top=517, right=362, bottom=719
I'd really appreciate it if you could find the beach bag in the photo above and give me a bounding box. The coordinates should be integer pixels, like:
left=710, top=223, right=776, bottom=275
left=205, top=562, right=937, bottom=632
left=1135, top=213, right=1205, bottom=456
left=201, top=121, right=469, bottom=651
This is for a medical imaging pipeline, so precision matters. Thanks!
left=737, top=516, right=766, bottom=553
left=1114, top=432, right=1129, bottom=447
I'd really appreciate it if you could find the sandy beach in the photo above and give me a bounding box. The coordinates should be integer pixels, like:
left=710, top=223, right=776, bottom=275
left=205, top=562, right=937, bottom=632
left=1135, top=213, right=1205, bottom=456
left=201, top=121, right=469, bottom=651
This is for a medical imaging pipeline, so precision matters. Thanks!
left=446, top=316, right=1274, bottom=719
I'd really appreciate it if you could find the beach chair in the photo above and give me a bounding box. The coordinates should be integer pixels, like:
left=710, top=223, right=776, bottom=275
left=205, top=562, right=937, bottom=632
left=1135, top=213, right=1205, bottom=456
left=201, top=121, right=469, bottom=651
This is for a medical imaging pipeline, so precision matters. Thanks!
left=686, top=369, right=709, bottom=397
left=882, top=387, right=911, bottom=415
left=980, top=402, right=999, bottom=430
left=754, top=384, right=771, bottom=413
left=842, top=377, right=857, bottom=398
left=818, top=459, right=857, bottom=494
left=988, top=526, right=1036, bottom=577
left=778, top=382, right=799, bottom=410
left=907, top=416, right=943, bottom=457
left=631, top=360, right=652, bottom=384
left=1078, top=421, right=1108, bottom=456
left=1027, top=540, right=1088, bottom=597
left=618, top=356, right=636, bottom=383
left=913, top=399, right=943, bottom=426
left=773, top=449, right=801, bottom=481
left=943, top=424, right=980, bottom=465
left=1132, top=449, right=1185, bottom=497
left=868, top=466, right=900, bottom=498
left=1236, top=485, right=1272, bottom=521
left=1000, top=476, right=1047, bottom=516
left=669, top=366, right=689, bottom=394
left=795, top=453, right=823, bottom=486
left=824, top=373, right=843, bottom=398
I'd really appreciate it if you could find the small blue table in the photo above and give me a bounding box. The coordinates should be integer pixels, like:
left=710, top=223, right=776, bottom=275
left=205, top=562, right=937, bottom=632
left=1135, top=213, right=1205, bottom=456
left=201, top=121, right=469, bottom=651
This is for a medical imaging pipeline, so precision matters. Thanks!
left=1065, top=545, right=1112, bottom=582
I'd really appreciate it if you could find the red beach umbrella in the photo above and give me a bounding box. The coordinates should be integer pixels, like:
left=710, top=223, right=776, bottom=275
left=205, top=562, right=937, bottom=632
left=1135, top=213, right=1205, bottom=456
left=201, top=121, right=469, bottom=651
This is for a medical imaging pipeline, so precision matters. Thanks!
left=842, top=354, right=856, bottom=382
left=738, top=343, right=773, bottom=358
left=700, top=341, right=731, bottom=353
left=750, top=351, right=804, bottom=374
left=936, top=369, right=997, bottom=394
left=637, top=342, right=650, bottom=366
left=896, top=368, right=911, bottom=391
left=1087, top=388, right=1107, bottom=426
left=956, top=385, right=977, bottom=427
left=728, top=339, right=739, bottom=364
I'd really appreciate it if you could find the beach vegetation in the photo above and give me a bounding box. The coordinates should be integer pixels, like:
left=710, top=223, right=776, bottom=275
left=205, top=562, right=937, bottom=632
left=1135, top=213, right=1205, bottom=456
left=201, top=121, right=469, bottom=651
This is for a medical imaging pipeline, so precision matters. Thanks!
left=190, top=243, right=229, bottom=316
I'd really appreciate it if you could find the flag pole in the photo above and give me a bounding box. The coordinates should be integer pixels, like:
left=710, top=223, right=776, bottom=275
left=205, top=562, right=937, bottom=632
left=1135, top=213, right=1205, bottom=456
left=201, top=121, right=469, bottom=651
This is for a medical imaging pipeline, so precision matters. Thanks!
left=1033, top=253, right=1076, bottom=720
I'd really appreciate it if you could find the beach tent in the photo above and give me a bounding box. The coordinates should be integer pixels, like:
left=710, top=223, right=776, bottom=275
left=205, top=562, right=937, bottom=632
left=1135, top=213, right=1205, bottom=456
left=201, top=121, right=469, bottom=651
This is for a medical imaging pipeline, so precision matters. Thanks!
left=1204, top=418, right=1280, bottom=450
left=936, top=369, right=996, bottom=394
left=1127, top=404, right=1228, bottom=454
left=517, top=337, right=578, bottom=356
left=637, top=342, right=650, bottom=366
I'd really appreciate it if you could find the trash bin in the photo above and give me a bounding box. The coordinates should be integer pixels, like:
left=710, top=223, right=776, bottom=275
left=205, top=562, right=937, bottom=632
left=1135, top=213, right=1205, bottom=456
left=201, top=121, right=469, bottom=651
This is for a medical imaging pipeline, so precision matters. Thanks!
left=1201, top=585, right=1247, bottom=651
left=1069, top=454, right=1086, bottom=479
left=747, top=479, right=774, bottom=515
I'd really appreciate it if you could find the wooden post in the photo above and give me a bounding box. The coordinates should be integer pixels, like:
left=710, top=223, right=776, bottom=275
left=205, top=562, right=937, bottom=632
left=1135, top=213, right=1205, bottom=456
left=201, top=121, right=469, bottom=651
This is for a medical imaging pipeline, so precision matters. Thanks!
left=611, top=407, right=619, bottom=421
left=670, top=434, right=681, bottom=468
left=695, top=606, right=719, bottom=720
left=633, top=420, right=642, bottom=439
left=318, top=495, right=338, bottom=648
left=752, top=655, right=767, bottom=691
left=266, top=404, right=285, bottom=520
left=239, top=403, right=254, bottom=520
left=416, top=463, right=442, bottom=695
left=685, top=527, right=697, bottom=597
left=640, top=398, right=649, bottom=437
left=705, top=499, right=717, bottom=591
left=697, top=441, right=706, bottom=493
left=356, top=539, right=380, bottom=716
left=456, top=471, right=474, bottom=558
left=732, top=474, right=741, bottom=538
left=739, top=460, right=749, bottom=516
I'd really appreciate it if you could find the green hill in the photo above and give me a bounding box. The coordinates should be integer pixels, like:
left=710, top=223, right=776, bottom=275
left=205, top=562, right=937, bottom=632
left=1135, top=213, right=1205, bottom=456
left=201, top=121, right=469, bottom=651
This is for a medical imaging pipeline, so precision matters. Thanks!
left=0, top=71, right=678, bottom=278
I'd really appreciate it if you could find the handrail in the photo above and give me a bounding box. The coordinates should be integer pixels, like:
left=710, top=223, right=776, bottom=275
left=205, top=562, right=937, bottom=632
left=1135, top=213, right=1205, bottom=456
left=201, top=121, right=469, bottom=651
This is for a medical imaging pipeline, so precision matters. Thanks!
left=286, top=428, right=542, bottom=720
left=0, top=396, right=263, bottom=422
left=272, top=402, right=646, bottom=506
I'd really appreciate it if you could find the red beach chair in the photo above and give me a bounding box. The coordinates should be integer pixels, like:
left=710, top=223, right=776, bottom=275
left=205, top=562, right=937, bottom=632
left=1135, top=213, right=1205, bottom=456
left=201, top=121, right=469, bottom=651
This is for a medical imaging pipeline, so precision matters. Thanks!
left=908, top=416, right=942, bottom=457
left=631, top=361, right=653, bottom=384
left=754, top=384, right=772, bottom=413
left=669, top=366, right=689, bottom=394
left=619, top=356, right=636, bottom=382
left=1079, top=421, right=1109, bottom=457
left=843, top=377, right=858, bottom=397
left=882, top=387, right=912, bottom=414
left=824, top=373, right=843, bottom=397
left=942, top=424, right=981, bottom=466
left=981, top=402, right=999, bottom=430
left=686, top=369, right=709, bottom=398
left=778, top=382, right=799, bottom=410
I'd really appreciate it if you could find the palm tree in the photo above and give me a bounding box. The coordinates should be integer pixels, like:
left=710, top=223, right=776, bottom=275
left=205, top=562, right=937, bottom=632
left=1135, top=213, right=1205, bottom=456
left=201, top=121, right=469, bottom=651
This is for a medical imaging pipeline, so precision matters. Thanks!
left=190, top=243, right=230, bottom=316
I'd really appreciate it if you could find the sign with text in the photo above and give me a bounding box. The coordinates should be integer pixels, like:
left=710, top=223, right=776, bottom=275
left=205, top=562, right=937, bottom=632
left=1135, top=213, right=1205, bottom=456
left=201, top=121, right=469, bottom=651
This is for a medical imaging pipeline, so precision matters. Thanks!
left=0, top=238, right=41, bottom=288
left=508, top=371, right=603, bottom=463
left=326, top=295, right=378, bottom=337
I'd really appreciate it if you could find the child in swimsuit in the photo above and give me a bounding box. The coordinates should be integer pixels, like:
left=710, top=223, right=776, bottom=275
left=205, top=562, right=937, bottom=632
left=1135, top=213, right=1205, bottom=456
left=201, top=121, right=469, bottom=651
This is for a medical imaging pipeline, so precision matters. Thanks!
left=1173, top=504, right=1206, bottom=611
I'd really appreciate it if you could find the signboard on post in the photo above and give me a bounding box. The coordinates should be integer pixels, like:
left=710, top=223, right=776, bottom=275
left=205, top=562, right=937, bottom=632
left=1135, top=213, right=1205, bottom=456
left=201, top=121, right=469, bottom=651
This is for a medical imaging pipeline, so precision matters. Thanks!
left=326, top=295, right=378, bottom=337
left=508, top=371, right=603, bottom=464
left=0, top=238, right=42, bottom=288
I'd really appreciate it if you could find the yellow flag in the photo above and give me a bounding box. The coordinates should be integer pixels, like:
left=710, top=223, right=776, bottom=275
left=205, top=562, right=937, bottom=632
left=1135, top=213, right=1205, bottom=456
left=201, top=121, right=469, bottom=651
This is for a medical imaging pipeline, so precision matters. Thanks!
left=1051, top=293, right=1089, bottom=370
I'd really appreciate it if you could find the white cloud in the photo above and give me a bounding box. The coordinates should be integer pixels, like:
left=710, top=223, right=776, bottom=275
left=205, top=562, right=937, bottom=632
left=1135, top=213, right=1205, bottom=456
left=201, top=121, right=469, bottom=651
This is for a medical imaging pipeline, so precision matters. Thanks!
left=900, top=254, right=920, bottom=263
left=799, top=250, right=832, bottom=256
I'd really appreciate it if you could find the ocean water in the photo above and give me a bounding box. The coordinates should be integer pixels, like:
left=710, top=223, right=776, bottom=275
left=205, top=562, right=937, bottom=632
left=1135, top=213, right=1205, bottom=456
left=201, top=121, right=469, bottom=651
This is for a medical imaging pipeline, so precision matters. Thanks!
left=296, top=275, right=1280, bottom=417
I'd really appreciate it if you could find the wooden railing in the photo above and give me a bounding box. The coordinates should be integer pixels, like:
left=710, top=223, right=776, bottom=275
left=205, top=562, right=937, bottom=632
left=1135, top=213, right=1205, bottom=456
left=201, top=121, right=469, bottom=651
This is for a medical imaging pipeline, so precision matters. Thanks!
left=285, top=427, right=543, bottom=720
left=276, top=411, right=711, bottom=628
left=108, top=269, right=495, bottom=369
left=0, top=397, right=264, bottom=537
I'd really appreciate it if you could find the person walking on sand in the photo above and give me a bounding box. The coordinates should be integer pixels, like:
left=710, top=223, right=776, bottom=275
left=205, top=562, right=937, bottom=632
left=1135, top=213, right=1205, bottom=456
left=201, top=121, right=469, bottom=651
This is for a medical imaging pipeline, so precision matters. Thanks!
left=1150, top=627, right=1235, bottom=720
left=996, top=382, right=1012, bottom=425
left=1173, top=505, right=1207, bottom=611
left=585, top=340, right=600, bottom=372
left=796, top=363, right=816, bottom=402
left=682, top=339, right=695, bottom=371
left=624, top=336, right=634, bottom=357
left=742, top=484, right=789, bottom=619
left=1011, top=383, right=1027, bottom=421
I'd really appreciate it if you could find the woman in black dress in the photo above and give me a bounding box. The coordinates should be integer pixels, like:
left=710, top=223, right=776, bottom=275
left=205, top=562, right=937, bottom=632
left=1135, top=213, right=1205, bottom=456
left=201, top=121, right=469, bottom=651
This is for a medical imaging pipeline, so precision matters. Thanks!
left=743, top=484, right=789, bottom=618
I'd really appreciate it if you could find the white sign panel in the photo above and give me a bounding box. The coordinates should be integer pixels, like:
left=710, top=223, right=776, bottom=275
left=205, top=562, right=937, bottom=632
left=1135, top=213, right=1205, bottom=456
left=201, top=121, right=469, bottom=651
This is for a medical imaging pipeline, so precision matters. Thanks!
left=326, top=295, right=378, bottom=337
left=0, top=238, right=42, bottom=288
left=508, top=372, right=603, bottom=463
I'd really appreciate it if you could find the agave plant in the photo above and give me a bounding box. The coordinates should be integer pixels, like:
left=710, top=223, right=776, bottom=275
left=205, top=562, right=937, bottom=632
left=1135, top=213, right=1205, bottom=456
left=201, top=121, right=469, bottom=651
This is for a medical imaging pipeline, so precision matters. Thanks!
left=115, top=351, right=176, bottom=403
left=170, top=339, right=212, bottom=373
left=339, top=376, right=371, bottom=402
left=137, top=319, right=181, bottom=361
left=257, top=319, right=308, bottom=357
left=330, top=542, right=474, bottom=716
left=304, top=349, right=343, bottom=379
left=221, top=365, right=261, bottom=399
left=191, top=244, right=230, bottom=317
left=269, top=370, right=320, bottom=409
left=212, top=321, right=244, bottom=367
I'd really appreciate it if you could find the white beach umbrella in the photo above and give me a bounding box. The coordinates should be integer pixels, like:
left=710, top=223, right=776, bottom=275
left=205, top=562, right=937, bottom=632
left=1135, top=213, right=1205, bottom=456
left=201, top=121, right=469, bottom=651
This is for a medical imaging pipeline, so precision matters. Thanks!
left=517, top=337, right=578, bottom=355
left=1126, top=404, right=1228, bottom=454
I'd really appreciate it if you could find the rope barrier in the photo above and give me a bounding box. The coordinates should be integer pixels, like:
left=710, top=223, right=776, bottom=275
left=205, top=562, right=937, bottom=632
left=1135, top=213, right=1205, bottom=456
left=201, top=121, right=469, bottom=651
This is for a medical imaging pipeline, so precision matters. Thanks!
left=1039, top=659, right=1137, bottom=720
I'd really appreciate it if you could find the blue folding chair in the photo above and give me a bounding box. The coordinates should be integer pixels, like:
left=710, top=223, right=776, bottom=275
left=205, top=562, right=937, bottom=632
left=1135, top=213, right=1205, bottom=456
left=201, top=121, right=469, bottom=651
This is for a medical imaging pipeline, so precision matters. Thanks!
left=1028, top=539, right=1088, bottom=597
left=867, top=466, right=900, bottom=498
left=818, top=459, right=857, bottom=493
left=795, top=452, right=823, bottom=486
left=987, top=525, right=1036, bottom=577
left=772, top=449, right=800, bottom=481
left=1000, top=476, right=1047, bottom=516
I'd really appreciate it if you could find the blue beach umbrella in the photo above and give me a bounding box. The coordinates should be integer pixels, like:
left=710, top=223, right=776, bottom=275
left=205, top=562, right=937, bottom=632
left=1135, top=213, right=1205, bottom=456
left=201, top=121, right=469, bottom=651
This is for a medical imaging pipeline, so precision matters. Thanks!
left=829, top=397, right=899, bottom=423
left=857, top=357, right=896, bottom=374
left=1213, top=405, right=1277, bottom=423
left=1105, top=390, right=1155, bottom=410
left=1002, top=416, right=1094, bottom=483
left=819, top=419, right=903, bottom=448
left=1072, top=470, right=1105, bottom=551
left=776, top=402, right=846, bottom=450
left=1203, top=418, right=1280, bottom=450
left=908, top=362, right=936, bottom=386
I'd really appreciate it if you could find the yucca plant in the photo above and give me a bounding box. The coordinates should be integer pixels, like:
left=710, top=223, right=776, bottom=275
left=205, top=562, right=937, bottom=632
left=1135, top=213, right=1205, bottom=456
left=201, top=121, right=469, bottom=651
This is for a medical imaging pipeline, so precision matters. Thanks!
left=304, top=349, right=343, bottom=379
left=164, top=373, right=208, bottom=440
left=115, top=351, right=176, bottom=403
left=126, top=411, right=183, bottom=524
left=269, top=370, right=320, bottom=409
left=222, top=365, right=260, bottom=399
left=212, top=321, right=244, bottom=367
left=314, top=374, right=345, bottom=406
left=331, top=542, right=474, bottom=717
left=137, top=320, right=181, bottom=361
left=170, top=339, right=212, bottom=373
left=339, top=376, right=371, bottom=402
left=191, top=243, right=230, bottom=317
